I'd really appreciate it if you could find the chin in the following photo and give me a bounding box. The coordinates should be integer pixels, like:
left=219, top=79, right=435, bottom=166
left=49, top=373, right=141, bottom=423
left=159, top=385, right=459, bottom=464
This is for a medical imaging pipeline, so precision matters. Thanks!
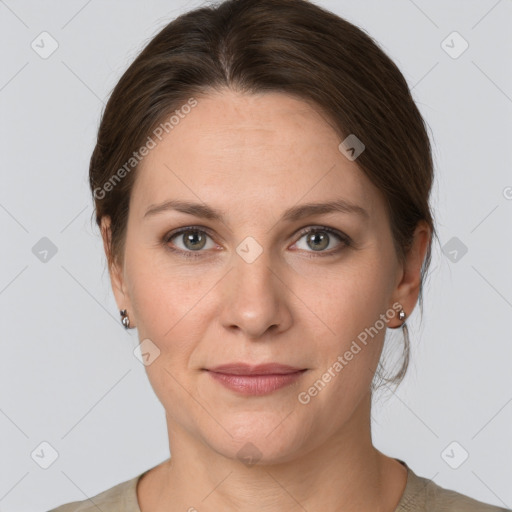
left=200, top=415, right=314, bottom=467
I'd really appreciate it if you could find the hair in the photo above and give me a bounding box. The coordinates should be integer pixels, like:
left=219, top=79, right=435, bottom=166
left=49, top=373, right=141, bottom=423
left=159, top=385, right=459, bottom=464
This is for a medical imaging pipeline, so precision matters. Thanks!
left=89, top=0, right=438, bottom=391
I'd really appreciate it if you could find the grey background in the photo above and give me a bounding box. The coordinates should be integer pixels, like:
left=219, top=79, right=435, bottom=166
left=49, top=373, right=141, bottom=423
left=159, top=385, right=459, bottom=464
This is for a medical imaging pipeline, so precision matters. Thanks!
left=1, top=0, right=511, bottom=510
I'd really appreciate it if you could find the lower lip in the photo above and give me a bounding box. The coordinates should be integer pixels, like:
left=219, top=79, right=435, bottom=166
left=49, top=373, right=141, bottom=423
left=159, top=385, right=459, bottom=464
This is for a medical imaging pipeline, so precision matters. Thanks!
left=206, top=370, right=307, bottom=395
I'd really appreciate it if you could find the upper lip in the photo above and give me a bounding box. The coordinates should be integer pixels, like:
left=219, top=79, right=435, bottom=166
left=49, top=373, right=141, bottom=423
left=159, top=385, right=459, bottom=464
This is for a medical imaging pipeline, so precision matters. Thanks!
left=206, top=363, right=305, bottom=375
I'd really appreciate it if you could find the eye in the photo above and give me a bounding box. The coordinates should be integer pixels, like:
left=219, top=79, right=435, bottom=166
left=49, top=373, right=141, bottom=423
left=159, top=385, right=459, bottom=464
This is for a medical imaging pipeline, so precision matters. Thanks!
left=292, top=226, right=351, bottom=256
left=164, top=227, right=217, bottom=259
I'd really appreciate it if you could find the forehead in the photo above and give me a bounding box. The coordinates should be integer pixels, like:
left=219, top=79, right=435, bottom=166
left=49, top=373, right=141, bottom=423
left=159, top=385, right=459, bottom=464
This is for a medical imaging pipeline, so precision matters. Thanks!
left=131, top=90, right=383, bottom=222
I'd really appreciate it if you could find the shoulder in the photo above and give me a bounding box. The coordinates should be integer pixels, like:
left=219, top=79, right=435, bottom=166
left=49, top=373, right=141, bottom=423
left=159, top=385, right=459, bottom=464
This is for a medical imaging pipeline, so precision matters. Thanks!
left=397, top=463, right=510, bottom=512
left=46, top=473, right=143, bottom=512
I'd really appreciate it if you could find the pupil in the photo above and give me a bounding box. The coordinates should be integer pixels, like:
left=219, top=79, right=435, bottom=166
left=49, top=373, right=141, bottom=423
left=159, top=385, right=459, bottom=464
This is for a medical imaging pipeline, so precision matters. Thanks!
left=309, top=232, right=328, bottom=251
left=185, top=231, right=205, bottom=250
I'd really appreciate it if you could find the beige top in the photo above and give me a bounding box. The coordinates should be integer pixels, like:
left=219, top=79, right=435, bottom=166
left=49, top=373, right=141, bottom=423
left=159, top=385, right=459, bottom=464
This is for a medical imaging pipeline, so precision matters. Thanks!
left=47, top=459, right=510, bottom=511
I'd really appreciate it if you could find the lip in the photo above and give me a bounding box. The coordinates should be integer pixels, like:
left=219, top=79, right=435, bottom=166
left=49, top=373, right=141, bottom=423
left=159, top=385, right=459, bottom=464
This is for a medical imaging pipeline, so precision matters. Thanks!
left=205, top=363, right=307, bottom=396
left=207, top=363, right=305, bottom=375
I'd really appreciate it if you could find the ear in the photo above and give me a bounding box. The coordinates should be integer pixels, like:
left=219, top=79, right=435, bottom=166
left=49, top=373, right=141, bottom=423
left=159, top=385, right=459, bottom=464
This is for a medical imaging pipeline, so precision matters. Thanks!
left=100, top=216, right=132, bottom=316
left=389, top=220, right=431, bottom=327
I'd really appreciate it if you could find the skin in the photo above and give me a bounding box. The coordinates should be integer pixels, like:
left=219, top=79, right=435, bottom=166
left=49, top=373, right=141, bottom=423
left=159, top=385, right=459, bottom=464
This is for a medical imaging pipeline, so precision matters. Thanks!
left=101, top=89, right=430, bottom=512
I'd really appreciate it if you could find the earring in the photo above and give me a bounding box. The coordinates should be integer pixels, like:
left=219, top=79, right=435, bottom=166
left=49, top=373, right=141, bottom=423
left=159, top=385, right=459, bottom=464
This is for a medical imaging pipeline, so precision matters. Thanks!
left=120, top=309, right=130, bottom=329
left=393, top=309, right=411, bottom=383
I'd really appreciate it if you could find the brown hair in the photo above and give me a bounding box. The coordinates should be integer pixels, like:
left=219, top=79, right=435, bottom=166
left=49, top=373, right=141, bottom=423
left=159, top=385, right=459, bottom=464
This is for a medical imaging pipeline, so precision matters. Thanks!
left=89, top=0, right=437, bottom=390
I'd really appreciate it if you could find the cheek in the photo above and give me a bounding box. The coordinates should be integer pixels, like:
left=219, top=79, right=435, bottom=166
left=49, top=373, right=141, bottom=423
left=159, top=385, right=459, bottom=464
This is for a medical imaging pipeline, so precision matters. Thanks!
left=300, top=253, right=394, bottom=396
left=125, top=246, right=206, bottom=338
left=313, top=259, right=393, bottom=340
left=125, top=260, right=205, bottom=420
left=299, top=288, right=387, bottom=419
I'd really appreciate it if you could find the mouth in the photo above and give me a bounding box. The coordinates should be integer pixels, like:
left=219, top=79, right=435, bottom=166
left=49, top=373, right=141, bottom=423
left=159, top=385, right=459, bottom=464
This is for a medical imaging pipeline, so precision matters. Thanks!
left=204, top=363, right=308, bottom=395
left=205, top=362, right=306, bottom=375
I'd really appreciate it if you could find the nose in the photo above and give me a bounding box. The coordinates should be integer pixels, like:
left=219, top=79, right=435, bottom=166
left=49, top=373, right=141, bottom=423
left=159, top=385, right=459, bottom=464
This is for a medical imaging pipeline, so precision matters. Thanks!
left=218, top=247, right=293, bottom=340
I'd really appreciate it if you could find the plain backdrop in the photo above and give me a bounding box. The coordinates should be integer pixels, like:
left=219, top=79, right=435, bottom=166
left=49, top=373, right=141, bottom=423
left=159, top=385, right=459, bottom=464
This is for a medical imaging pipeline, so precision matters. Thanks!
left=0, top=0, right=511, bottom=510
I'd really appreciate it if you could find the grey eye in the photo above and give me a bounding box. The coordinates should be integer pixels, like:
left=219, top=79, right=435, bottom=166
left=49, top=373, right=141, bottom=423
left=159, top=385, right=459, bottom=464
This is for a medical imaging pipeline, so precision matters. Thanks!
left=295, top=229, right=344, bottom=252
left=169, top=230, right=214, bottom=251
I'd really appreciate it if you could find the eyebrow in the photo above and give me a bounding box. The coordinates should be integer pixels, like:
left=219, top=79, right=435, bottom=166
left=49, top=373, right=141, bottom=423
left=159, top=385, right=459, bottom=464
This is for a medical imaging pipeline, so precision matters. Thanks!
left=143, top=198, right=369, bottom=223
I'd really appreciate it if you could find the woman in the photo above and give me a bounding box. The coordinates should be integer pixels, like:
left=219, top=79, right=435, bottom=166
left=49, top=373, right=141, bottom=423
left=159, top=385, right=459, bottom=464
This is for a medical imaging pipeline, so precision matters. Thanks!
left=49, top=0, right=509, bottom=510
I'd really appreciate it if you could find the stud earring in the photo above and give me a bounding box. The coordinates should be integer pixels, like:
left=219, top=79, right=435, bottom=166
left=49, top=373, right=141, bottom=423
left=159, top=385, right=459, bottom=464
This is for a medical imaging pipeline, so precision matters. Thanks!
left=120, top=309, right=130, bottom=329
left=398, top=309, right=406, bottom=322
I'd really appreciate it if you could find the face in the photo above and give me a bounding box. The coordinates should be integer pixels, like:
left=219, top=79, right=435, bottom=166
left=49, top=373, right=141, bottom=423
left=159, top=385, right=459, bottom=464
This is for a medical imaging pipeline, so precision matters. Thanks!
left=104, top=89, right=426, bottom=464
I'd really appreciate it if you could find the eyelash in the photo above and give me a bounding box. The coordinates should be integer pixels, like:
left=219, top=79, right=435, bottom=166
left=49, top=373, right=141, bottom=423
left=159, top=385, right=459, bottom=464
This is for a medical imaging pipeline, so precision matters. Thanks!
left=163, top=225, right=352, bottom=260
